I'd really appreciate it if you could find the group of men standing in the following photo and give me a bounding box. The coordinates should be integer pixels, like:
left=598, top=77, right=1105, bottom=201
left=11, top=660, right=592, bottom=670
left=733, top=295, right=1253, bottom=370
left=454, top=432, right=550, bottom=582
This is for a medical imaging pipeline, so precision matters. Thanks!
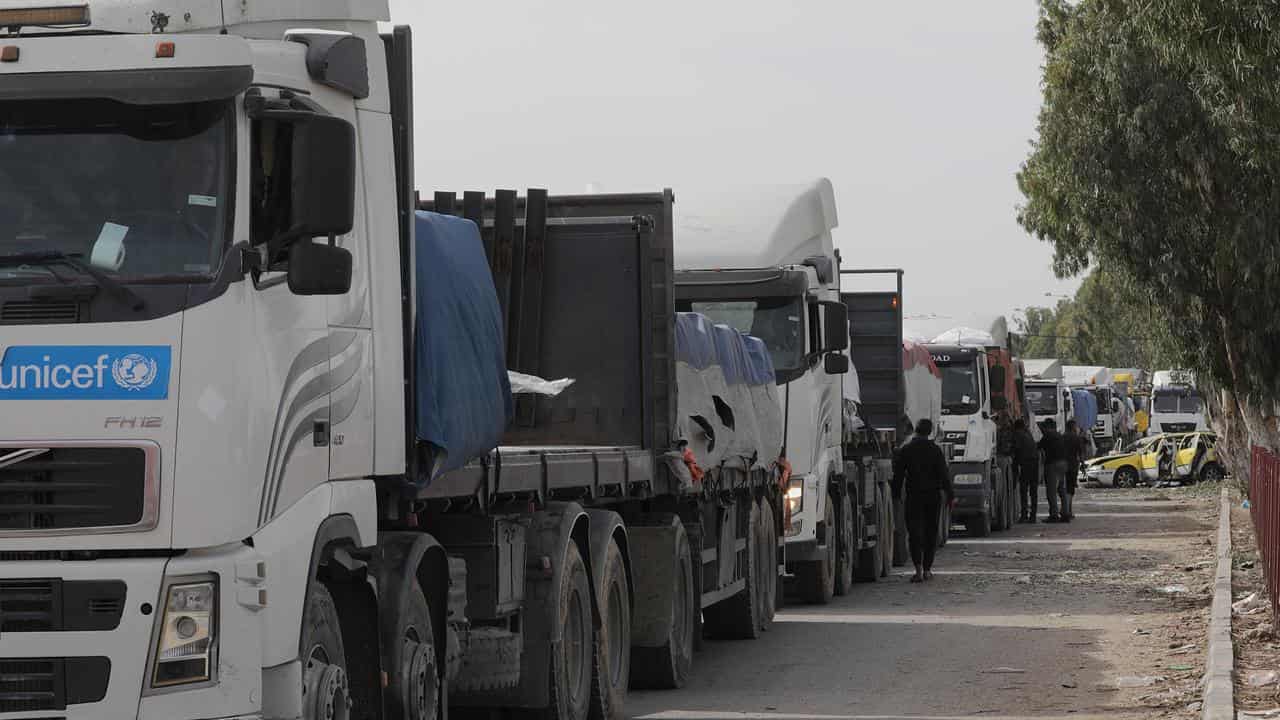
left=890, top=413, right=1091, bottom=584
left=1010, top=417, right=1087, bottom=523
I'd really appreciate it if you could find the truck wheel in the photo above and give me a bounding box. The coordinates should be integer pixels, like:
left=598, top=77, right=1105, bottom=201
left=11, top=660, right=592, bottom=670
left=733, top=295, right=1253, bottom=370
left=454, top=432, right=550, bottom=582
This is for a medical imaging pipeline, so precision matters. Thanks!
left=384, top=586, right=439, bottom=720
left=589, top=538, right=630, bottom=720
left=629, top=521, right=694, bottom=690
left=878, top=486, right=894, bottom=577
left=704, top=500, right=762, bottom=639
left=836, top=492, right=856, bottom=593
left=967, top=512, right=991, bottom=538
left=545, top=542, right=593, bottom=720
left=302, top=583, right=352, bottom=720
left=855, top=490, right=881, bottom=583
left=796, top=499, right=835, bottom=604
left=756, top=498, right=778, bottom=631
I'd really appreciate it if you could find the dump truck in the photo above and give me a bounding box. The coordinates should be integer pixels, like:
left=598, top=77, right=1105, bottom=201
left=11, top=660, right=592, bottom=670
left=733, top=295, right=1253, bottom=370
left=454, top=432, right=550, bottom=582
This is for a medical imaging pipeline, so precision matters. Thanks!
left=0, top=5, right=785, bottom=719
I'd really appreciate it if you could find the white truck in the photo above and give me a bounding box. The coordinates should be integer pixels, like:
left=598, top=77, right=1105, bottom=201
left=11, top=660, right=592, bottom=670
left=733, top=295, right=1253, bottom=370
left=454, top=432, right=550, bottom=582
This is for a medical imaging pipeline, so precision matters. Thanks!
left=1149, top=370, right=1208, bottom=435
left=0, top=5, right=787, bottom=719
left=1023, top=359, right=1074, bottom=432
left=673, top=180, right=895, bottom=604
left=1063, top=365, right=1120, bottom=453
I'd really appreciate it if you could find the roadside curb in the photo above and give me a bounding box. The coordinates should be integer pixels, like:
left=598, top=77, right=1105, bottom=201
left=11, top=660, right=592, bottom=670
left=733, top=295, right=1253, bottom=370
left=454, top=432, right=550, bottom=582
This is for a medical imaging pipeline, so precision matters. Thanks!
left=1203, top=487, right=1235, bottom=720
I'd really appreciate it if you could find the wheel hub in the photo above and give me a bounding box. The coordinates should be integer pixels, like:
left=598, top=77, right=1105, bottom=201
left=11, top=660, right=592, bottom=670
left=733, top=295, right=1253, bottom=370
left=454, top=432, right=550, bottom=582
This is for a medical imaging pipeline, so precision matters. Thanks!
left=303, top=656, right=351, bottom=720
left=401, top=638, right=438, bottom=720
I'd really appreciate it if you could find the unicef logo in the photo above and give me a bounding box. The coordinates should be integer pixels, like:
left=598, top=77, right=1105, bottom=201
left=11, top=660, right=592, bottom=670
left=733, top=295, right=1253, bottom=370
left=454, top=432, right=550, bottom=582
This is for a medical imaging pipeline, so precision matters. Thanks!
left=111, top=353, right=159, bottom=391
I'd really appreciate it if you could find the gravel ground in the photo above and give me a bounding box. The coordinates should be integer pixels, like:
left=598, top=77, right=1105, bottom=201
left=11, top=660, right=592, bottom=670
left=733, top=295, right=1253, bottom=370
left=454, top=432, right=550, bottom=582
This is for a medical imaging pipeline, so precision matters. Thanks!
left=626, top=483, right=1218, bottom=720
left=1230, top=497, right=1280, bottom=717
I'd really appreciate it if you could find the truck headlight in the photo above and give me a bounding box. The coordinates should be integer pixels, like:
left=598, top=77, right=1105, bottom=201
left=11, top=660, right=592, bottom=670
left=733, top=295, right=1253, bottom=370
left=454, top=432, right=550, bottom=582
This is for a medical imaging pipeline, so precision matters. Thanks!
left=786, top=479, right=804, bottom=515
left=953, top=473, right=984, bottom=486
left=150, top=577, right=218, bottom=689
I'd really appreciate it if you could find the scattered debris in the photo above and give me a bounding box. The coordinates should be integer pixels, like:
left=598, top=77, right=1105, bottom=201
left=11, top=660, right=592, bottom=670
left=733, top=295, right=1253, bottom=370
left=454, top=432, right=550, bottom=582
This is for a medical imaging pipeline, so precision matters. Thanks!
left=1154, top=584, right=1189, bottom=594
left=1234, top=592, right=1269, bottom=616
left=1015, top=575, right=1032, bottom=585
left=1167, top=664, right=1194, bottom=671
left=1246, top=670, right=1280, bottom=688
left=1115, top=675, right=1165, bottom=688
left=1242, top=626, right=1276, bottom=643
left=1240, top=709, right=1280, bottom=719
left=1062, top=681, right=1078, bottom=688
left=983, top=667, right=1028, bottom=674
left=1132, top=628, right=1151, bottom=635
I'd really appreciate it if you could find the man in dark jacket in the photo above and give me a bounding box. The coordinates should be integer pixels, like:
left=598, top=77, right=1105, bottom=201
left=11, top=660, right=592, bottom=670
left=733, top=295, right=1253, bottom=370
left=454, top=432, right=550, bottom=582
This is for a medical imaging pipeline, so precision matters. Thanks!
left=892, top=418, right=955, bottom=583
left=1038, top=419, right=1067, bottom=522
left=1013, top=419, right=1039, bottom=523
left=1062, top=420, right=1086, bottom=521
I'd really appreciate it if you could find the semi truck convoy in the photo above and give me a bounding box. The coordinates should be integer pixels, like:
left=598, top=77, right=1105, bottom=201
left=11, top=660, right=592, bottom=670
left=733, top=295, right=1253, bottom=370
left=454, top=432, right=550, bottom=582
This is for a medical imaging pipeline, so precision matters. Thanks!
left=0, top=5, right=788, bottom=720
left=925, top=327, right=1022, bottom=537
left=673, top=180, right=896, bottom=604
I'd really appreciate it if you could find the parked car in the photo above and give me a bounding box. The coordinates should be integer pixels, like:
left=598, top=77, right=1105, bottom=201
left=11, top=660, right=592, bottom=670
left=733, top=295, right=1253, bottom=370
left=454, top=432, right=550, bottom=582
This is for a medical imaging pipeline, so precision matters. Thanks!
left=1084, top=431, right=1224, bottom=486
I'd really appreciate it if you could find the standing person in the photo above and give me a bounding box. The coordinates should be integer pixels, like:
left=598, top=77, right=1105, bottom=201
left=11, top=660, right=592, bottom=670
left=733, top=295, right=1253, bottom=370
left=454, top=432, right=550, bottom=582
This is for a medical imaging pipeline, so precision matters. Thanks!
left=892, top=419, right=955, bottom=583
left=1062, top=420, right=1086, bottom=522
left=1038, top=418, right=1067, bottom=523
left=1013, top=419, right=1039, bottom=523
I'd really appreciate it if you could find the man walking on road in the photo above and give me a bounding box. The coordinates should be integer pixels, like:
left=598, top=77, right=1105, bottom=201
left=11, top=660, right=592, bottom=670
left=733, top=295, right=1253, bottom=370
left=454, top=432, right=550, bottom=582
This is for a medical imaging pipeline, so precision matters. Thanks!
left=1013, top=419, right=1039, bottom=523
left=1038, top=419, right=1067, bottom=522
left=892, top=419, right=955, bottom=583
left=1061, top=420, right=1086, bottom=522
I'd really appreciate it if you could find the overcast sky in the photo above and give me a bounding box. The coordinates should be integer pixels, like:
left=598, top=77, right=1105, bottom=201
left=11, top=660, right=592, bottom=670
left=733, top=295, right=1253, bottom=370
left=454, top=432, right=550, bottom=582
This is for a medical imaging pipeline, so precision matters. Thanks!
left=387, top=0, right=1083, bottom=339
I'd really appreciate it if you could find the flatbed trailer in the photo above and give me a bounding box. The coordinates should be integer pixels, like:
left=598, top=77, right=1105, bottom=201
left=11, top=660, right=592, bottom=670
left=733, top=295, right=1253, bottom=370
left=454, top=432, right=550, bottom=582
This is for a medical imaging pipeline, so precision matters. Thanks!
left=409, top=189, right=785, bottom=714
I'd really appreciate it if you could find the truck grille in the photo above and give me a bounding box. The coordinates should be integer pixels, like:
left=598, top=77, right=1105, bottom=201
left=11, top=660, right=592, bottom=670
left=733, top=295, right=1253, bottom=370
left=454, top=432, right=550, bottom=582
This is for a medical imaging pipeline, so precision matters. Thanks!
left=0, top=447, right=150, bottom=532
left=0, top=579, right=127, bottom=632
left=0, top=299, right=80, bottom=325
left=0, top=657, right=110, bottom=712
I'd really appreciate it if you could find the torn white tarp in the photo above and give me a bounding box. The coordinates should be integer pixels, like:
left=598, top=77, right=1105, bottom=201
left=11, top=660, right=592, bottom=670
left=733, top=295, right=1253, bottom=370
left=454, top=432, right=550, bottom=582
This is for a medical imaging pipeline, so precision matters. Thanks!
left=508, top=371, right=575, bottom=397
left=931, top=326, right=996, bottom=347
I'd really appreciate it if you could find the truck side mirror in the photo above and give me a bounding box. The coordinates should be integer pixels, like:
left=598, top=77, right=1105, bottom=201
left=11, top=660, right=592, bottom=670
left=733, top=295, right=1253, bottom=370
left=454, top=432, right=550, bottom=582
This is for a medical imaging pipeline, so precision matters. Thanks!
left=288, top=241, right=353, bottom=295
left=819, top=301, right=849, bottom=352
left=289, top=113, right=357, bottom=241
left=824, top=353, right=849, bottom=375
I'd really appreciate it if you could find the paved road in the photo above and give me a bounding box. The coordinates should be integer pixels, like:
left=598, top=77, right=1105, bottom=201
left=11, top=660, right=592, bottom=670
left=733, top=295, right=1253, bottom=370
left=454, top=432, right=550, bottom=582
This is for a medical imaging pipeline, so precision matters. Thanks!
left=626, top=486, right=1217, bottom=720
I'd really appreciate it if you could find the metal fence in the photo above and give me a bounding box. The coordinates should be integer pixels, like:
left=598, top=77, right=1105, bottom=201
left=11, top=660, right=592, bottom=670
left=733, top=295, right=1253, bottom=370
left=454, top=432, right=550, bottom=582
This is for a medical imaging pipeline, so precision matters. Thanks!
left=1249, top=445, right=1280, bottom=618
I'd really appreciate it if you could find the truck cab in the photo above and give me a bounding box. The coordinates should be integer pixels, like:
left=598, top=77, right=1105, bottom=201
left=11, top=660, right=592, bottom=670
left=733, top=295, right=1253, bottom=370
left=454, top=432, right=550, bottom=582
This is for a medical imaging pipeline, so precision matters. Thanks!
left=1026, top=379, right=1073, bottom=432
left=1149, top=370, right=1208, bottom=435
left=925, top=344, right=1010, bottom=536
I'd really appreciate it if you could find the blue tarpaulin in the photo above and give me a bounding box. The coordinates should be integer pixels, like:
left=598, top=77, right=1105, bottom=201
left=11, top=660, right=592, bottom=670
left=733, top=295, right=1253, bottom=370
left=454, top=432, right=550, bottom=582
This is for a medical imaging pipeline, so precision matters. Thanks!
left=414, top=211, right=512, bottom=482
left=675, top=312, right=716, bottom=370
left=1071, top=388, right=1098, bottom=432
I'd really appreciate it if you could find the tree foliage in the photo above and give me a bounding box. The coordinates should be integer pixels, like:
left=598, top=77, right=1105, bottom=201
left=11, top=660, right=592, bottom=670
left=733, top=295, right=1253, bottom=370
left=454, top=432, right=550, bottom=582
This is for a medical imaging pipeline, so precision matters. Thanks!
left=1018, top=0, right=1280, bottom=451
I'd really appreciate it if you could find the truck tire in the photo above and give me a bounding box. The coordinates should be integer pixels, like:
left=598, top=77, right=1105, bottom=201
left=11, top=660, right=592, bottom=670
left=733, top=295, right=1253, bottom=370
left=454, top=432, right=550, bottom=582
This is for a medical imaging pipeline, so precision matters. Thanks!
left=384, top=586, right=440, bottom=720
left=544, top=542, right=593, bottom=720
left=836, top=492, right=856, bottom=593
left=629, top=521, right=694, bottom=690
left=878, top=486, right=894, bottom=577
left=589, top=538, right=630, bottom=720
left=301, top=583, right=352, bottom=720
left=704, top=500, right=762, bottom=639
left=756, top=498, right=778, bottom=631
left=796, top=499, right=835, bottom=604
left=855, top=488, right=881, bottom=583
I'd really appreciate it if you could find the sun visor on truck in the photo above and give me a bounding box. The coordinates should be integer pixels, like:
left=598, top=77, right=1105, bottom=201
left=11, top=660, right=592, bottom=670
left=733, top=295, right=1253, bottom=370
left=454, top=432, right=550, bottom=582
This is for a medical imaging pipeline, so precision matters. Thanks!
left=414, top=211, right=513, bottom=482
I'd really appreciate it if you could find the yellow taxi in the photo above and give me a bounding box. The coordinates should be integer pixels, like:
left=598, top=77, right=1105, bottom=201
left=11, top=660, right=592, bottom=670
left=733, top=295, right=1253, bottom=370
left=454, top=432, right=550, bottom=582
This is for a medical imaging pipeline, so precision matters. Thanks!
left=1083, top=434, right=1160, bottom=487
left=1083, top=431, right=1223, bottom=486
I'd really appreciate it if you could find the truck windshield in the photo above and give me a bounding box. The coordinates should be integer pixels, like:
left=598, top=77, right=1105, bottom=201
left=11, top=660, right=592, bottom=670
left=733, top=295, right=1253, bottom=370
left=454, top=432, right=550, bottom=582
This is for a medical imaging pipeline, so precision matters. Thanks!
left=938, top=361, right=980, bottom=415
left=1027, top=386, right=1058, bottom=414
left=688, top=298, right=804, bottom=373
left=0, top=98, right=232, bottom=281
left=1155, top=390, right=1202, bottom=413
